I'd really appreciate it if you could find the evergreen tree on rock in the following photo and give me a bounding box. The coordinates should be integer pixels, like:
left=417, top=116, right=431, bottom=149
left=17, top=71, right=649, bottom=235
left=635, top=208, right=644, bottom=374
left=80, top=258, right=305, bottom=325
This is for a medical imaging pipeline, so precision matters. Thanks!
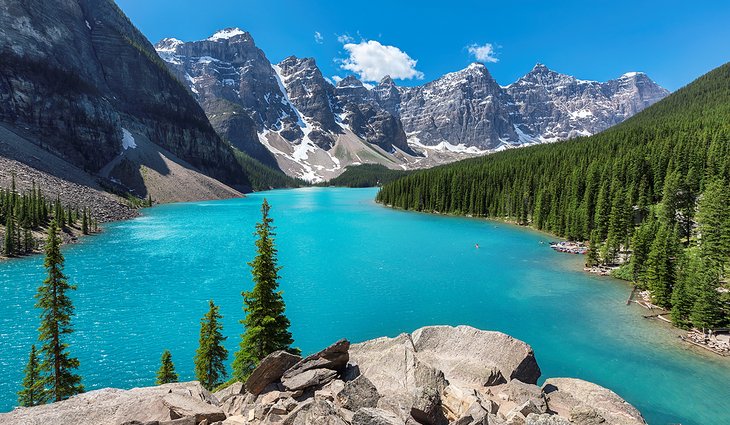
left=18, top=345, right=47, bottom=407
left=233, top=199, right=299, bottom=381
left=156, top=350, right=178, bottom=385
left=35, top=220, right=83, bottom=402
left=194, top=300, right=228, bottom=390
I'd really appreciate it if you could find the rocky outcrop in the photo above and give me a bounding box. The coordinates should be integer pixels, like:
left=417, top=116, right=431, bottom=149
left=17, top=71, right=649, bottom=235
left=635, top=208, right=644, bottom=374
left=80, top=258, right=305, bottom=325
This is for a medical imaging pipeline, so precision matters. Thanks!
left=542, top=378, right=646, bottom=425
left=1, top=326, right=647, bottom=425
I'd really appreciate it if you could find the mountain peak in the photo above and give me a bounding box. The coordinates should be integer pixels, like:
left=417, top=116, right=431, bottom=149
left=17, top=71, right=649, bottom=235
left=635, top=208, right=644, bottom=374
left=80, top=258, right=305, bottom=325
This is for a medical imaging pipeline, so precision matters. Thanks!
left=207, top=27, right=247, bottom=41
left=619, top=71, right=646, bottom=79
left=379, top=75, right=396, bottom=86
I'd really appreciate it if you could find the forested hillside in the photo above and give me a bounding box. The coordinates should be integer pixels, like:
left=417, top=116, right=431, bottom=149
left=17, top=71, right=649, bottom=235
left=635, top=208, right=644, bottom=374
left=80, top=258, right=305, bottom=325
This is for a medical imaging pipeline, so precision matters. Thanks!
left=325, top=164, right=412, bottom=188
left=377, top=62, right=730, bottom=331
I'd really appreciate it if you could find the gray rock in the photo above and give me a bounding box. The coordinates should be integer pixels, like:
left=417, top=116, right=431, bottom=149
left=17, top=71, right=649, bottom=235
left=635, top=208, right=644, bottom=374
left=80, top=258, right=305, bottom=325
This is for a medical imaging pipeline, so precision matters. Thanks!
left=495, top=380, right=547, bottom=414
left=163, top=392, right=226, bottom=423
left=0, top=382, right=217, bottom=425
left=542, top=378, right=646, bottom=425
left=409, top=386, right=447, bottom=425
left=352, top=407, right=407, bottom=425
left=410, top=325, right=542, bottom=385
left=283, top=339, right=350, bottom=379
left=282, top=368, right=338, bottom=391
left=213, top=381, right=243, bottom=403
left=282, top=398, right=347, bottom=425
left=245, top=350, right=301, bottom=395
left=525, top=414, right=572, bottom=425
left=337, top=375, right=381, bottom=410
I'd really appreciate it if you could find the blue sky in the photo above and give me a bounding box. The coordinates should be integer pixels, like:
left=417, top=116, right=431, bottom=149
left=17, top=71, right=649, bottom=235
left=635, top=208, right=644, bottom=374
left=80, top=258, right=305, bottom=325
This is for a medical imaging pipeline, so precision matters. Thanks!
left=117, top=0, right=730, bottom=91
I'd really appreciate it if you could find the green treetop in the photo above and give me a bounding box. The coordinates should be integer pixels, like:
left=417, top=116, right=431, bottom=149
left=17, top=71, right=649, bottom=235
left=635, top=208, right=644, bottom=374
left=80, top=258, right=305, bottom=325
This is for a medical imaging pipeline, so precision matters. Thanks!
left=156, top=350, right=178, bottom=385
left=18, top=345, right=47, bottom=407
left=194, top=300, right=228, bottom=390
left=233, top=199, right=299, bottom=381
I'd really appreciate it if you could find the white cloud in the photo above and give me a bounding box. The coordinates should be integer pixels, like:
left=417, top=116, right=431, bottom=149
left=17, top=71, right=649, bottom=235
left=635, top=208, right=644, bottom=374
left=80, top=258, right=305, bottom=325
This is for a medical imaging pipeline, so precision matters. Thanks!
left=314, top=31, right=324, bottom=44
left=467, top=43, right=499, bottom=63
left=340, top=40, right=424, bottom=82
left=336, top=34, right=354, bottom=44
left=331, top=75, right=343, bottom=83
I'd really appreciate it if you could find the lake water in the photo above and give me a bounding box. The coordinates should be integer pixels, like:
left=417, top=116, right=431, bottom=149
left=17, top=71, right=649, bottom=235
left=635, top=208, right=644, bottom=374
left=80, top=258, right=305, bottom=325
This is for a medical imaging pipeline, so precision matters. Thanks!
left=1, top=188, right=728, bottom=424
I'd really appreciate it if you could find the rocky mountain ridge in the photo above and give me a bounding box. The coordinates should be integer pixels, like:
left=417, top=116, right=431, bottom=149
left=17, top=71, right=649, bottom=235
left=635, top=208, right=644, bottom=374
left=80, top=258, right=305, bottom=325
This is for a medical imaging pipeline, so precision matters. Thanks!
left=0, top=1, right=273, bottom=206
left=1, top=326, right=648, bottom=425
left=155, top=28, right=669, bottom=182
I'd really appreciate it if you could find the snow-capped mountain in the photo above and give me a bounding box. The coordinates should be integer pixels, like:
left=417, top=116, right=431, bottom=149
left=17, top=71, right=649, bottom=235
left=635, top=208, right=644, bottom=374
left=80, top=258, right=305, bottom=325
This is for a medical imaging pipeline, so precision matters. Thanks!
left=505, top=64, right=669, bottom=143
left=155, top=28, right=669, bottom=182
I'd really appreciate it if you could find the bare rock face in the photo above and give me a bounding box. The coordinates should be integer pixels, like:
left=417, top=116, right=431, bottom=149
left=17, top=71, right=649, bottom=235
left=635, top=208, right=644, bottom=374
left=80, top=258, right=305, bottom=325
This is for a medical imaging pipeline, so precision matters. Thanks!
left=245, top=350, right=301, bottom=395
left=410, top=326, right=541, bottom=385
left=0, top=0, right=246, bottom=190
left=397, top=63, right=519, bottom=150
left=0, top=382, right=220, bottom=425
left=542, top=378, right=646, bottom=425
left=283, top=339, right=350, bottom=379
left=1, top=327, right=647, bottom=425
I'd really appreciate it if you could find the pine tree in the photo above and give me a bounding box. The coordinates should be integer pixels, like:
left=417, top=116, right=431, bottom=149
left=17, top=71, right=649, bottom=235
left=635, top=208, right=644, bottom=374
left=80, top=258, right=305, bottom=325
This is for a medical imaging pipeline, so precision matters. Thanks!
left=4, top=210, right=15, bottom=256
left=642, top=223, right=679, bottom=307
left=585, top=231, right=601, bottom=267
left=233, top=199, right=299, bottom=381
left=194, top=300, right=228, bottom=390
left=690, top=269, right=724, bottom=331
left=671, top=252, right=698, bottom=329
left=18, top=345, right=47, bottom=407
left=156, top=350, right=178, bottom=385
left=81, top=209, right=89, bottom=235
left=35, top=220, right=83, bottom=402
left=696, top=179, right=730, bottom=272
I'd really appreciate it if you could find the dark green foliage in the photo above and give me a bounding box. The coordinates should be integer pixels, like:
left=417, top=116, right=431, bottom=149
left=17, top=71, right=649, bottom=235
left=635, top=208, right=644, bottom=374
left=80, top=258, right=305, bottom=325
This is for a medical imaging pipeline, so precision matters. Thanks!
left=378, top=62, right=730, bottom=330
left=696, top=179, right=730, bottom=272
left=642, top=223, right=680, bottom=308
left=156, top=350, right=178, bottom=385
left=1, top=183, right=99, bottom=257
left=18, top=345, right=47, bottom=407
left=691, top=269, right=725, bottom=330
left=35, top=220, right=83, bottom=402
left=231, top=148, right=305, bottom=191
left=194, top=300, right=228, bottom=391
left=233, top=199, right=299, bottom=381
left=325, top=164, right=412, bottom=188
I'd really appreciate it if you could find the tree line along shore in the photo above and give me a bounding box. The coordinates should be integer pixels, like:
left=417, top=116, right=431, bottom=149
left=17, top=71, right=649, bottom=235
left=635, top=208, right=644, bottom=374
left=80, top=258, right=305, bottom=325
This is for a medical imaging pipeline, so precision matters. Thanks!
left=376, top=63, right=730, bottom=338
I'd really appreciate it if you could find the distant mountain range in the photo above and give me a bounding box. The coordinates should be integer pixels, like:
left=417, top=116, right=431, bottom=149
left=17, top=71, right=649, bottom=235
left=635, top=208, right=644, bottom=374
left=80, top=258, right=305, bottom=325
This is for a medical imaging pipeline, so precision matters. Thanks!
left=156, top=28, right=669, bottom=182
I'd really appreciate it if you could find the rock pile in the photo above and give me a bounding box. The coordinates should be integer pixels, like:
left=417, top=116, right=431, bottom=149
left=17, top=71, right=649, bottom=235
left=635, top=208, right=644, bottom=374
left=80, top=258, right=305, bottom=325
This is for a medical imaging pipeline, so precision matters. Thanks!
left=0, top=326, right=647, bottom=425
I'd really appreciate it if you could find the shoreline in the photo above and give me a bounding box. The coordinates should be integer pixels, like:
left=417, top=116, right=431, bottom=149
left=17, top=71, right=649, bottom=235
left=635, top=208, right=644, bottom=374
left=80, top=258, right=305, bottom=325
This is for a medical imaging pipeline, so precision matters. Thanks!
left=375, top=197, right=730, bottom=361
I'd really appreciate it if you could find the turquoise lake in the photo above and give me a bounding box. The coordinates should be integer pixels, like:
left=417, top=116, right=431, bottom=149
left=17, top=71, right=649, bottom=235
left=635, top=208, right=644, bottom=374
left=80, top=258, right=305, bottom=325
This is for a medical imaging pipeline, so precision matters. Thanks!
left=1, top=187, right=729, bottom=423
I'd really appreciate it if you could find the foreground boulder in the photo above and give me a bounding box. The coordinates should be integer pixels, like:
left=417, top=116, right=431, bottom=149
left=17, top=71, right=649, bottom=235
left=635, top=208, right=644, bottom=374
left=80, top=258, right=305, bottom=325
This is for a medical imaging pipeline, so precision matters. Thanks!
left=0, top=326, right=646, bottom=425
left=542, top=378, right=646, bottom=425
left=0, top=382, right=221, bottom=425
left=410, top=326, right=541, bottom=385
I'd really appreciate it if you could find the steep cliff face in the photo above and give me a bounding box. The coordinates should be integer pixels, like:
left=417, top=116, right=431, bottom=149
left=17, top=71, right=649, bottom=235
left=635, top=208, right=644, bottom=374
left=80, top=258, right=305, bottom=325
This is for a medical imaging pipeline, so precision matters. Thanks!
left=397, top=63, right=520, bottom=150
left=0, top=0, right=247, bottom=198
left=505, top=64, right=670, bottom=142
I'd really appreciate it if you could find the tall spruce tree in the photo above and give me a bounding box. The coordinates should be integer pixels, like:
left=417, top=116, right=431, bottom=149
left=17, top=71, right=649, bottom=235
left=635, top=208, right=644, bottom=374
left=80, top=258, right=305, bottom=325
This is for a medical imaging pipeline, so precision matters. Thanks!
left=194, top=300, right=228, bottom=390
left=642, top=223, right=679, bottom=308
left=35, top=220, right=83, bottom=402
left=156, top=350, right=178, bottom=385
left=5, top=211, right=15, bottom=256
left=696, top=178, right=730, bottom=272
left=690, top=269, right=724, bottom=332
left=233, top=199, right=299, bottom=381
left=17, top=345, right=46, bottom=407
